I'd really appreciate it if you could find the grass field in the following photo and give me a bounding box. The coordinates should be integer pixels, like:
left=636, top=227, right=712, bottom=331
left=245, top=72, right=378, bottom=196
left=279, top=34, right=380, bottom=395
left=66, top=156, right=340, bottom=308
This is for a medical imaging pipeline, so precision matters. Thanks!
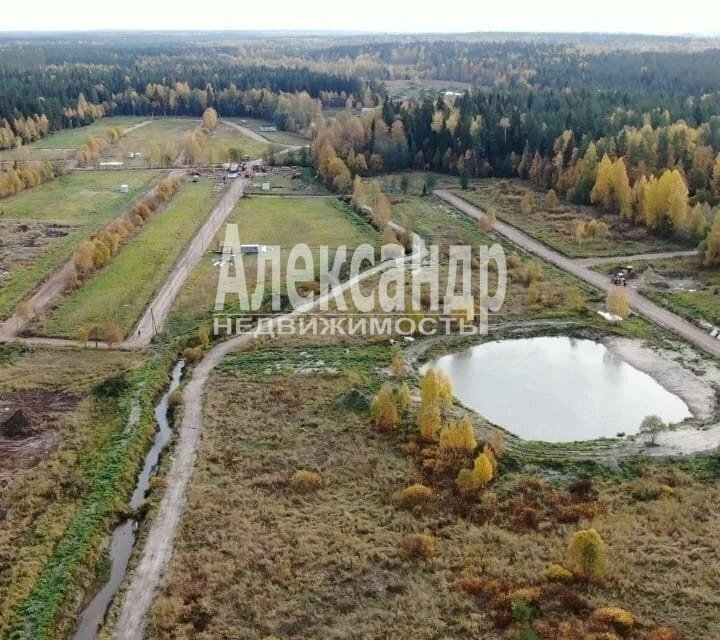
left=386, top=194, right=604, bottom=323
left=200, top=122, right=268, bottom=163
left=0, top=117, right=144, bottom=159
left=0, top=169, right=163, bottom=319
left=39, top=179, right=221, bottom=339
left=594, top=255, right=720, bottom=328
left=144, top=343, right=717, bottom=640
left=458, top=180, right=687, bottom=258
left=0, top=347, right=144, bottom=638
left=225, top=117, right=311, bottom=147
left=108, top=118, right=201, bottom=167
left=391, top=194, right=492, bottom=246
left=165, top=195, right=378, bottom=338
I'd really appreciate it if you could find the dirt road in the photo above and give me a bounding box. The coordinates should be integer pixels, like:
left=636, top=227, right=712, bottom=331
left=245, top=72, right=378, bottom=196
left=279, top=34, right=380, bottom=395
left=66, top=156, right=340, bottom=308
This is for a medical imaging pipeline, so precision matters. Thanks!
left=576, top=250, right=697, bottom=267
left=112, top=232, right=427, bottom=640
left=122, top=120, right=152, bottom=136
left=220, top=119, right=275, bottom=144
left=220, top=119, right=309, bottom=155
left=124, top=176, right=248, bottom=347
left=434, top=189, right=720, bottom=359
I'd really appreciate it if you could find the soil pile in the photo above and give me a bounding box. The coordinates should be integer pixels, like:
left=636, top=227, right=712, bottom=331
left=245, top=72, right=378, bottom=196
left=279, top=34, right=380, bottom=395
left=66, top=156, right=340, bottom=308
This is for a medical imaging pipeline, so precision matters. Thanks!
left=1, top=408, right=39, bottom=438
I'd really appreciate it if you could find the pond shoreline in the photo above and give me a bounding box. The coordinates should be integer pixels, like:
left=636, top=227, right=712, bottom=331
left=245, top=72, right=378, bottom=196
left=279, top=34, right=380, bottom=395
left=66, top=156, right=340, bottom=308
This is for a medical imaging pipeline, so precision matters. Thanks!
left=407, top=322, right=720, bottom=455
left=603, top=337, right=717, bottom=421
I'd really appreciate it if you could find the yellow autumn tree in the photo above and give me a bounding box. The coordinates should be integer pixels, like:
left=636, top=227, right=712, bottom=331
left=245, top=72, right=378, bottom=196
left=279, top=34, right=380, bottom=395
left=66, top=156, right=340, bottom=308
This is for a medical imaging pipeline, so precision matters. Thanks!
left=439, top=416, right=477, bottom=452
left=416, top=368, right=453, bottom=439
left=544, top=188, right=559, bottom=209
left=520, top=191, right=535, bottom=215
left=703, top=212, right=720, bottom=267
left=417, top=403, right=442, bottom=439
left=473, top=453, right=494, bottom=486
left=456, top=451, right=495, bottom=493
left=568, top=528, right=608, bottom=581
left=202, top=107, right=218, bottom=130
left=687, top=203, right=708, bottom=242
left=606, top=288, right=630, bottom=318
left=590, top=154, right=614, bottom=209
left=613, top=158, right=632, bottom=218
left=370, top=383, right=400, bottom=430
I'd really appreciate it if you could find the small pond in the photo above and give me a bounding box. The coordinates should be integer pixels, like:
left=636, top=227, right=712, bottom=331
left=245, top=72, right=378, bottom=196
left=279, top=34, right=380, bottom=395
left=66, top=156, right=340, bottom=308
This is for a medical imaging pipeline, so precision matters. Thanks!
left=427, top=336, right=691, bottom=442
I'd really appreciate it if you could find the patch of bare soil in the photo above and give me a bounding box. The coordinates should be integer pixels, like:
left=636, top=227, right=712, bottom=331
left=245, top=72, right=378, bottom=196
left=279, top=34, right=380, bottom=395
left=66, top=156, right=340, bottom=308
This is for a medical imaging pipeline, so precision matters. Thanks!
left=0, top=220, right=75, bottom=273
left=0, top=390, right=79, bottom=473
left=604, top=337, right=717, bottom=421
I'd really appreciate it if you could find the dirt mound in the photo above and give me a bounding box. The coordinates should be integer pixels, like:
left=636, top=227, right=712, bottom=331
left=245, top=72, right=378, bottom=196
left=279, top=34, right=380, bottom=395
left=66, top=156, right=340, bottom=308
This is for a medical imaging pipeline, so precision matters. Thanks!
left=1, top=408, right=40, bottom=438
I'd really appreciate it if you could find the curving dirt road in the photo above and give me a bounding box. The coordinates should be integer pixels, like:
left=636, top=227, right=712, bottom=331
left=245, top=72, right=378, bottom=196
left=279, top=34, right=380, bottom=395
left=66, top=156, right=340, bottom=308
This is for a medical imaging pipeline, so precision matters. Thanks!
left=434, top=189, right=720, bottom=359
left=219, top=119, right=309, bottom=156
left=219, top=119, right=275, bottom=144
left=112, top=232, right=426, bottom=640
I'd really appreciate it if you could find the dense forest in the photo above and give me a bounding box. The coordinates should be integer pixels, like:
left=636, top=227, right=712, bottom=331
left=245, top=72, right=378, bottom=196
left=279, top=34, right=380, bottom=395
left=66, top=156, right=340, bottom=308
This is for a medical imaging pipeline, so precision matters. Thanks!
left=4, top=32, right=720, bottom=254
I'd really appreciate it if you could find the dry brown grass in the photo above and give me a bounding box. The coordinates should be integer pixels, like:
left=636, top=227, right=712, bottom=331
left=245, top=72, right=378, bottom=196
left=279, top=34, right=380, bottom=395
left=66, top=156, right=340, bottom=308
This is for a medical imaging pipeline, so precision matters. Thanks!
left=147, top=358, right=719, bottom=640
left=289, top=470, right=323, bottom=494
left=0, top=347, right=143, bottom=635
left=149, top=371, right=483, bottom=639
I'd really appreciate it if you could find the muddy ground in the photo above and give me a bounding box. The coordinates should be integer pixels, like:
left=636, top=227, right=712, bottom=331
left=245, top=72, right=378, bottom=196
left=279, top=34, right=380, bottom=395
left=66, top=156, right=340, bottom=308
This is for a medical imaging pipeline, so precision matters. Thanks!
left=0, top=390, right=78, bottom=474
left=0, top=220, right=75, bottom=279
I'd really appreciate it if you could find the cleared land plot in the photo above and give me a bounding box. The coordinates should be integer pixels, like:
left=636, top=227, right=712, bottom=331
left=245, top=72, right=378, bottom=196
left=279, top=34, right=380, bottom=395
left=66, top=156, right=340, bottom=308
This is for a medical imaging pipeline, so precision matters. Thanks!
left=38, top=179, right=221, bottom=339
left=459, top=180, right=687, bottom=258
left=0, top=347, right=143, bottom=638
left=225, top=117, right=311, bottom=147
left=147, top=345, right=718, bottom=639
left=385, top=78, right=472, bottom=100
left=594, top=255, right=720, bottom=328
left=101, top=118, right=201, bottom=168
left=389, top=195, right=602, bottom=320
left=245, top=166, right=327, bottom=195
left=0, top=169, right=163, bottom=319
left=201, top=122, right=268, bottom=163
left=165, top=196, right=377, bottom=336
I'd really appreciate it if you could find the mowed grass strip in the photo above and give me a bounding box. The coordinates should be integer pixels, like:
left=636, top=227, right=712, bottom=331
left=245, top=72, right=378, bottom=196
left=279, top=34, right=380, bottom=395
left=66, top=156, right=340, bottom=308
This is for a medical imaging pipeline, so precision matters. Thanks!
left=165, top=196, right=377, bottom=336
left=40, top=179, right=219, bottom=338
left=0, top=170, right=163, bottom=318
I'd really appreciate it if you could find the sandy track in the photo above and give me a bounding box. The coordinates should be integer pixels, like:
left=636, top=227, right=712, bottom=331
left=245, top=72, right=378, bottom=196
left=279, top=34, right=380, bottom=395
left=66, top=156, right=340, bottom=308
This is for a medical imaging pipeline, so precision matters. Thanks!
left=124, top=176, right=248, bottom=347
left=576, top=250, right=697, bottom=267
left=219, top=119, right=309, bottom=154
left=112, top=232, right=426, bottom=640
left=434, top=189, right=720, bottom=360
left=219, top=119, right=276, bottom=144
left=122, top=120, right=152, bottom=136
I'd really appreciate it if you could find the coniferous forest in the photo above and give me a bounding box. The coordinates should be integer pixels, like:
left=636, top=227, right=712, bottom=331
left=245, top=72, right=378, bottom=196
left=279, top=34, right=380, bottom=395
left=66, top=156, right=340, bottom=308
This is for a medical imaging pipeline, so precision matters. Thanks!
left=4, top=32, right=720, bottom=251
